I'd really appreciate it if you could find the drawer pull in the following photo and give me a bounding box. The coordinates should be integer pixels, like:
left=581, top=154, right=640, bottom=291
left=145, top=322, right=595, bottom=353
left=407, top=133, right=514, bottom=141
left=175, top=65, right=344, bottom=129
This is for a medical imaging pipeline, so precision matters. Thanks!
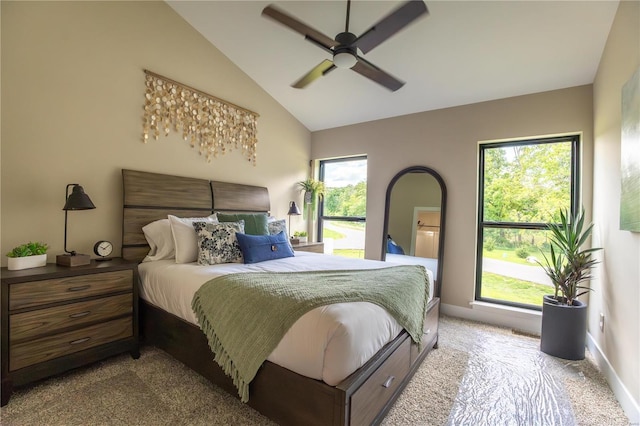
left=67, top=285, right=91, bottom=292
left=69, top=311, right=91, bottom=318
left=424, top=328, right=431, bottom=335
left=69, top=337, right=91, bottom=345
left=382, top=376, right=395, bottom=388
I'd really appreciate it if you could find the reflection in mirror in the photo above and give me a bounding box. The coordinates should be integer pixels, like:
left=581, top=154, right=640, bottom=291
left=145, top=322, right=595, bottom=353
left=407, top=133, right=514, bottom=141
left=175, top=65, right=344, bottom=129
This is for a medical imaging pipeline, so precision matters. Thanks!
left=382, top=166, right=446, bottom=297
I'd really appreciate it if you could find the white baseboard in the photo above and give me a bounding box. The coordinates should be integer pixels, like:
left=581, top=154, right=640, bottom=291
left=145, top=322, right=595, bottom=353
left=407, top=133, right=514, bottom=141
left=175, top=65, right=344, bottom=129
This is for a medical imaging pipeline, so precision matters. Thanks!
left=441, top=302, right=541, bottom=335
left=586, top=332, right=640, bottom=424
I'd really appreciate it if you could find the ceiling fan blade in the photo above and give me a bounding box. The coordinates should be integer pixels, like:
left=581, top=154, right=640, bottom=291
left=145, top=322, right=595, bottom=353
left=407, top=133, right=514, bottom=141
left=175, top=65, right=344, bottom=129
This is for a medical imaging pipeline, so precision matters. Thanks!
left=292, top=60, right=337, bottom=89
left=352, top=57, right=405, bottom=91
left=354, top=0, right=428, bottom=54
left=262, top=5, right=338, bottom=51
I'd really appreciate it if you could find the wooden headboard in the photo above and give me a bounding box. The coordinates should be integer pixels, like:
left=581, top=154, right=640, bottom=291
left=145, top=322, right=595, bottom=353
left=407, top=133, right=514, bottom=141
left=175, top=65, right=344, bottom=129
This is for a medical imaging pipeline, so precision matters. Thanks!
left=122, top=169, right=270, bottom=262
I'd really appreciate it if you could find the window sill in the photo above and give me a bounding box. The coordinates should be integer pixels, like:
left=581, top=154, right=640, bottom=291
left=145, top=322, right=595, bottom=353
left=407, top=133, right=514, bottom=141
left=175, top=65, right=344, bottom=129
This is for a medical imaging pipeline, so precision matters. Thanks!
left=442, top=301, right=542, bottom=335
left=470, top=301, right=542, bottom=318
left=470, top=301, right=541, bottom=335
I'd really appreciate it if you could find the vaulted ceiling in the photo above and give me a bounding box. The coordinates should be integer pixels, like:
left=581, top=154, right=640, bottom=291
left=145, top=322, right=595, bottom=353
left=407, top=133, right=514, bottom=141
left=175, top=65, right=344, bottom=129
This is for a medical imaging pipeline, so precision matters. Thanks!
left=169, top=1, right=619, bottom=131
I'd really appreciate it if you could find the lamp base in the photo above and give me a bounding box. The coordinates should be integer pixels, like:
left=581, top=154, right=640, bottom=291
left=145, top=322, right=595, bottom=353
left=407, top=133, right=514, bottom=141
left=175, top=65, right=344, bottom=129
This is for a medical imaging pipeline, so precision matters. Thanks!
left=56, top=253, right=91, bottom=267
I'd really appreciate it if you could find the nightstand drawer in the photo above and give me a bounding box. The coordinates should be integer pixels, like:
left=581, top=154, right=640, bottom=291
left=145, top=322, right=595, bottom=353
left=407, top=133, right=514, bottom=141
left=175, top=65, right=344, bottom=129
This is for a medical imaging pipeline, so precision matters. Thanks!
left=10, top=293, right=132, bottom=342
left=9, top=270, right=132, bottom=310
left=9, top=316, right=132, bottom=371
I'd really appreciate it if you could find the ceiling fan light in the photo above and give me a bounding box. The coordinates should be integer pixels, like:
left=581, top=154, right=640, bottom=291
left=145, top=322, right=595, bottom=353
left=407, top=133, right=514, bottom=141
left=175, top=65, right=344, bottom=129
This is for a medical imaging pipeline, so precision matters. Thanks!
left=333, top=51, right=357, bottom=69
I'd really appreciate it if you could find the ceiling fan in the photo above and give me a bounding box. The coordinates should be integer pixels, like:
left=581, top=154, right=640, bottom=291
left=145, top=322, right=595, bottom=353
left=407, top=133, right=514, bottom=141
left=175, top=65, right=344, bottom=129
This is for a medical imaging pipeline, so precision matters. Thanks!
left=262, top=0, right=429, bottom=92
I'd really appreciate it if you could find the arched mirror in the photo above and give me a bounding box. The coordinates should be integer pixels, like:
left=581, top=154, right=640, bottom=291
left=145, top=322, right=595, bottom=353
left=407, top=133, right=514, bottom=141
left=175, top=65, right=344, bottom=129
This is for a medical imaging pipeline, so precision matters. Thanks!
left=382, top=166, right=446, bottom=297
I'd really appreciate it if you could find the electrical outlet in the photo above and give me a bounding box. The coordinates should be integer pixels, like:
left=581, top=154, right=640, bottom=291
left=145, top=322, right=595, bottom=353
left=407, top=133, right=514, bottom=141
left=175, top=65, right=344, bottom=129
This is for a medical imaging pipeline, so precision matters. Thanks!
left=599, top=313, right=605, bottom=332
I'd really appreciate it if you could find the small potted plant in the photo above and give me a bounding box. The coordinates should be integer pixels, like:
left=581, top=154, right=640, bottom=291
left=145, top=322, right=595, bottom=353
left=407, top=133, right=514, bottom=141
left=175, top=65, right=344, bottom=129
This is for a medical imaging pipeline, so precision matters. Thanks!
left=294, top=231, right=308, bottom=243
left=537, top=207, right=601, bottom=360
left=6, top=241, right=49, bottom=271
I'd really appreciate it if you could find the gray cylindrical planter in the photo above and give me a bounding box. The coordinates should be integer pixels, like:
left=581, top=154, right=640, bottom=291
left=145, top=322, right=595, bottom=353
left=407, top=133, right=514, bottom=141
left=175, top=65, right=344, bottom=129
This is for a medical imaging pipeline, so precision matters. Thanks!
left=540, top=295, right=587, bottom=360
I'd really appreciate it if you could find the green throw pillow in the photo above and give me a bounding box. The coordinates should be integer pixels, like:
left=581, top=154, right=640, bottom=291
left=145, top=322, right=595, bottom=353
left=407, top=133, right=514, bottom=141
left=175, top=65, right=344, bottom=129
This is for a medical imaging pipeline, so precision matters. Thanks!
left=217, top=212, right=269, bottom=236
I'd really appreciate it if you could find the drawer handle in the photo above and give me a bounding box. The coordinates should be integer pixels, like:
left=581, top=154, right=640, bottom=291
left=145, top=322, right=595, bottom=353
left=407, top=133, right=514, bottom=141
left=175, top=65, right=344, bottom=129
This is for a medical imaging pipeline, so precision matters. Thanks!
left=69, top=311, right=91, bottom=319
left=69, top=337, right=91, bottom=345
left=424, top=328, right=431, bottom=335
left=67, top=285, right=91, bottom=292
left=382, top=376, right=395, bottom=388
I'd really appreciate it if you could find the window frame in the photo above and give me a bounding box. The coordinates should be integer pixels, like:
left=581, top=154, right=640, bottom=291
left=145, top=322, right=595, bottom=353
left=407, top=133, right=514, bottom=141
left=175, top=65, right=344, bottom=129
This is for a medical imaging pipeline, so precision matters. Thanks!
left=317, top=156, right=367, bottom=242
left=475, top=135, right=581, bottom=310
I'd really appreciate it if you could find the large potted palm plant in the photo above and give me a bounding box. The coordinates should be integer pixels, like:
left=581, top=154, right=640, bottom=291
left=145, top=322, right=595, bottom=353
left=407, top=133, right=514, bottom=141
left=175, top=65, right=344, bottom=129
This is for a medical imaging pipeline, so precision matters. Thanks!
left=537, top=207, right=601, bottom=360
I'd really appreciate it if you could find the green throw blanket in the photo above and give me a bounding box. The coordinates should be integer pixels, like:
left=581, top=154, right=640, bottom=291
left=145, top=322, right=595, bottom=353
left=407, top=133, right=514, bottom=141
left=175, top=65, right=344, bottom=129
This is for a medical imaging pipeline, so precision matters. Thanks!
left=191, top=265, right=430, bottom=402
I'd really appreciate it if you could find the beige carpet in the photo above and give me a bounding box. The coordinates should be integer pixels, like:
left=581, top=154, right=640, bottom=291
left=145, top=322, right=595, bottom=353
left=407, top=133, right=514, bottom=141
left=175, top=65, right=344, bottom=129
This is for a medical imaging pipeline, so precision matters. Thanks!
left=1, top=316, right=629, bottom=425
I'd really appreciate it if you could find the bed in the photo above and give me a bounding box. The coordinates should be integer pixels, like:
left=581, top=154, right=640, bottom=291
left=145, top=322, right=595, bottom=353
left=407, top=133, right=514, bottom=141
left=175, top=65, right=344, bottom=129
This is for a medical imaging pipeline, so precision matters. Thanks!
left=122, top=169, right=440, bottom=426
left=385, top=254, right=439, bottom=293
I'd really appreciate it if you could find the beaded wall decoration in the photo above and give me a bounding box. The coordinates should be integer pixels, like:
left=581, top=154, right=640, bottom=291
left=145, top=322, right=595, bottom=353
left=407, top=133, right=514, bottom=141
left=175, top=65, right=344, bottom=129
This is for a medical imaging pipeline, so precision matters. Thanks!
left=142, top=70, right=259, bottom=165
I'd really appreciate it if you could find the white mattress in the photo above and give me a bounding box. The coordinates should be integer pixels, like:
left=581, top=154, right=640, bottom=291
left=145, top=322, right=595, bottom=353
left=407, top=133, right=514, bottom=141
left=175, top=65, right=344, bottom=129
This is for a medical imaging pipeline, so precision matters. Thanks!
left=138, top=251, right=434, bottom=386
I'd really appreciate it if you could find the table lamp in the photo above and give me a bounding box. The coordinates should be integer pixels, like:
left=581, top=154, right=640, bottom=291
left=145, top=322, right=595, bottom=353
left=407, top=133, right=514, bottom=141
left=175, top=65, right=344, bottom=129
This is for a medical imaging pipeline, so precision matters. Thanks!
left=287, top=201, right=301, bottom=239
left=56, top=184, right=96, bottom=266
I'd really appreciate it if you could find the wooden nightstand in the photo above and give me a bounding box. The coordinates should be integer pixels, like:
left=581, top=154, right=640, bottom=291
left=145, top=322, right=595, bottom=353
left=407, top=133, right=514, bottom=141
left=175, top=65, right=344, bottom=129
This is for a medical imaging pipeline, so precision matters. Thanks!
left=1, top=258, right=139, bottom=406
left=292, top=241, right=324, bottom=253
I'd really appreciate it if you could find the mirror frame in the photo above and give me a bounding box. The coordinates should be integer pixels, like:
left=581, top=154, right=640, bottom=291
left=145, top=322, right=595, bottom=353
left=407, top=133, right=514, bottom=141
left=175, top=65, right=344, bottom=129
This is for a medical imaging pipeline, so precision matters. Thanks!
left=381, top=166, right=447, bottom=298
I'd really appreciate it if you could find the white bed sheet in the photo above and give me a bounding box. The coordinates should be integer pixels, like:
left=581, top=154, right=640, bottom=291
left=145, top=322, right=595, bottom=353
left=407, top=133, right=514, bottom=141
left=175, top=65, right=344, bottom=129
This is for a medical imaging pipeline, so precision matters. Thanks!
left=385, top=253, right=438, bottom=279
left=138, top=251, right=434, bottom=386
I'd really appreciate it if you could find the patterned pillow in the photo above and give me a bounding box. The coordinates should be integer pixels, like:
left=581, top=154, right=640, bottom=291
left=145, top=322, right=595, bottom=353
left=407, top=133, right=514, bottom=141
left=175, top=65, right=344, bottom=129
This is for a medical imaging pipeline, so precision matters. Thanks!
left=267, top=219, right=288, bottom=237
left=193, top=221, right=245, bottom=265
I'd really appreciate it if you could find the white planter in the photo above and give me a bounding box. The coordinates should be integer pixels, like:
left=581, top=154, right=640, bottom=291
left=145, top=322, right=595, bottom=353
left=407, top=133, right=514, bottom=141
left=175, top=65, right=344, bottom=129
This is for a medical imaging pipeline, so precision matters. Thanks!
left=7, top=254, right=47, bottom=271
left=298, top=236, right=308, bottom=243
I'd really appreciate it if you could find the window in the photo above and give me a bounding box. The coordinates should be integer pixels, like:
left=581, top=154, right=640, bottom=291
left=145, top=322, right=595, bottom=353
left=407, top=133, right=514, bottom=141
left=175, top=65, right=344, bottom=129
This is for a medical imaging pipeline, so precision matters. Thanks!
left=318, top=157, right=367, bottom=258
left=476, top=135, right=580, bottom=309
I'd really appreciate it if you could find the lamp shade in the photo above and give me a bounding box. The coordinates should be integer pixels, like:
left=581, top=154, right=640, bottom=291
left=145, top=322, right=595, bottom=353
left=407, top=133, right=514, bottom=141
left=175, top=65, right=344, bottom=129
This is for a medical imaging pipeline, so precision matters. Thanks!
left=288, top=201, right=301, bottom=216
left=63, top=185, right=96, bottom=210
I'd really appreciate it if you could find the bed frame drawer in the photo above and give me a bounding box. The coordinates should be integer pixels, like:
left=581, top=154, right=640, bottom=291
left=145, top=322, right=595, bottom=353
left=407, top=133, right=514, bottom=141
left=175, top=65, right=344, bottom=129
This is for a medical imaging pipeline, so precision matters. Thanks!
left=349, top=337, right=411, bottom=426
left=9, top=270, right=132, bottom=310
left=411, top=297, right=440, bottom=365
left=10, top=293, right=132, bottom=342
left=9, top=316, right=132, bottom=371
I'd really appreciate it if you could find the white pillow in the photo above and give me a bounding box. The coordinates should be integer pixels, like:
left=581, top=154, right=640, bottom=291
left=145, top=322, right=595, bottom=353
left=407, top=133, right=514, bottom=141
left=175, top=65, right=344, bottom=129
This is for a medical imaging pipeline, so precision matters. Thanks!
left=142, top=219, right=175, bottom=262
left=169, top=214, right=218, bottom=264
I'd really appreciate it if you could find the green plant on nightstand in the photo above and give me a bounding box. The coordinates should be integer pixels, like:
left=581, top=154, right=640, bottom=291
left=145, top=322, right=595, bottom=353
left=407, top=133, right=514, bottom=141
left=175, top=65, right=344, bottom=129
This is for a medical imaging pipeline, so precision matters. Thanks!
left=293, top=231, right=308, bottom=243
left=7, top=241, right=48, bottom=258
left=6, top=241, right=49, bottom=271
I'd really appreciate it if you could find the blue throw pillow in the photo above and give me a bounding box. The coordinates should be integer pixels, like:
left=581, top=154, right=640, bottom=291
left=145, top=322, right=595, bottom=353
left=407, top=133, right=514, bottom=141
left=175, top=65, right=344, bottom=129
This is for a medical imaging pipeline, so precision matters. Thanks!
left=236, top=231, right=294, bottom=264
left=386, top=235, right=405, bottom=255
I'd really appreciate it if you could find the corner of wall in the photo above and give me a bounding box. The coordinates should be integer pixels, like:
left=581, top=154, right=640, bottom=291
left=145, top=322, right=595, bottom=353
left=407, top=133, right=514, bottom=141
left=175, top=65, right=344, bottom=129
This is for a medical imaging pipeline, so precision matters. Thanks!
left=587, top=332, right=640, bottom=423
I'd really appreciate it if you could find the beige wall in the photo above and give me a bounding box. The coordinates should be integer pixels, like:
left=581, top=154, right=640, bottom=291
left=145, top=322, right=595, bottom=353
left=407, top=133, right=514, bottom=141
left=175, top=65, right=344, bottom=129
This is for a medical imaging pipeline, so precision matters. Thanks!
left=312, top=85, right=594, bottom=309
left=592, top=0, right=640, bottom=415
left=1, top=1, right=310, bottom=263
